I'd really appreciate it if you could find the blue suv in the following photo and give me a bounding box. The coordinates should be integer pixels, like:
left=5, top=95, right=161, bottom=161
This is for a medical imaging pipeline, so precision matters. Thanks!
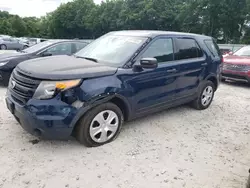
left=5, top=31, right=222, bottom=147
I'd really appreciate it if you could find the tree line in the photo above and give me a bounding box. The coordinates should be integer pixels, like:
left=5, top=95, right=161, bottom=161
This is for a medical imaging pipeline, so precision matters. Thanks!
left=1, top=0, right=250, bottom=43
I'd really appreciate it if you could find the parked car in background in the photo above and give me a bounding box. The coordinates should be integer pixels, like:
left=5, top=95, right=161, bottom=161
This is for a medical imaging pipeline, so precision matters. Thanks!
left=0, top=39, right=89, bottom=85
left=218, top=44, right=246, bottom=55
left=220, top=48, right=232, bottom=56
left=222, top=45, right=250, bottom=83
left=5, top=30, right=222, bottom=147
left=0, top=34, right=11, bottom=38
left=16, top=37, right=29, bottom=45
left=0, top=50, right=18, bottom=54
left=0, top=37, right=29, bottom=50
left=28, top=38, right=47, bottom=46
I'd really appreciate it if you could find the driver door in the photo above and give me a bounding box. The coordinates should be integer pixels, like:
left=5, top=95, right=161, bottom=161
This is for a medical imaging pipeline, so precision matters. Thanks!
left=128, top=37, right=179, bottom=115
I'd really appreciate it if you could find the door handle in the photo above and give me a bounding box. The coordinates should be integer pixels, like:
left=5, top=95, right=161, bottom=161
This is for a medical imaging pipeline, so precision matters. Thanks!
left=166, top=68, right=177, bottom=73
left=201, top=63, right=208, bottom=66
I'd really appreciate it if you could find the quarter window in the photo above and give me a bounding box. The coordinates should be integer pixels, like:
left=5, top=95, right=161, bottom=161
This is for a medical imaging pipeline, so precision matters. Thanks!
left=141, top=38, right=174, bottom=63
left=204, top=39, right=221, bottom=57
left=175, top=38, right=203, bottom=60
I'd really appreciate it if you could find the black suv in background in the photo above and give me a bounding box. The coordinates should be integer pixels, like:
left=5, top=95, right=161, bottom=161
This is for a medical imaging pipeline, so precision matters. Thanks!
left=6, top=30, right=222, bottom=147
left=0, top=40, right=90, bottom=85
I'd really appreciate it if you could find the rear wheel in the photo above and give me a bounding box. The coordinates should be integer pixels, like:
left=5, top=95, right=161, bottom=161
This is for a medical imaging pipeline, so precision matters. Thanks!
left=191, top=81, right=215, bottom=110
left=75, top=102, right=124, bottom=147
left=247, top=170, right=250, bottom=188
left=0, top=44, right=7, bottom=50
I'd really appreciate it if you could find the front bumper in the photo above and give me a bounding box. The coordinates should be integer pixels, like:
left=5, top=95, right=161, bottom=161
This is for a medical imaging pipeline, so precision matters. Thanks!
left=222, top=70, right=250, bottom=83
left=5, top=90, right=79, bottom=139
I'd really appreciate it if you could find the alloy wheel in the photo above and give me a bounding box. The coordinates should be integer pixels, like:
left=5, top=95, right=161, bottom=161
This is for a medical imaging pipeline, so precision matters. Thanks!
left=201, top=86, right=213, bottom=106
left=89, top=110, right=119, bottom=143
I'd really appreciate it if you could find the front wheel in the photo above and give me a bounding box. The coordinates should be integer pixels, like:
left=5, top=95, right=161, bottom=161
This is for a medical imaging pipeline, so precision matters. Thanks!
left=75, top=102, right=124, bottom=147
left=191, top=81, right=215, bottom=110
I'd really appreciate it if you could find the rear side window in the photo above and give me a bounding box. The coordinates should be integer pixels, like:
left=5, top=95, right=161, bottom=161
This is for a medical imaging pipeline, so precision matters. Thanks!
left=175, top=38, right=203, bottom=60
left=204, top=39, right=221, bottom=57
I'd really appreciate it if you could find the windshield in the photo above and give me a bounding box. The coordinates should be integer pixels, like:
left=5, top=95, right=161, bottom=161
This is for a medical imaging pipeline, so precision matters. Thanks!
left=23, top=41, right=53, bottom=53
left=234, top=46, right=250, bottom=56
left=75, top=34, right=147, bottom=65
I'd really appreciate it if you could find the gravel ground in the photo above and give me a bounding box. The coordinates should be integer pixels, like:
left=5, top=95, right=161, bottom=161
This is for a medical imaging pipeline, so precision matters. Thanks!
left=0, top=83, right=250, bottom=188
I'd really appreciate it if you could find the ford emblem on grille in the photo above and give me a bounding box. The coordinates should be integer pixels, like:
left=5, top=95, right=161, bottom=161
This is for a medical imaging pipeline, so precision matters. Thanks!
left=11, top=80, right=16, bottom=89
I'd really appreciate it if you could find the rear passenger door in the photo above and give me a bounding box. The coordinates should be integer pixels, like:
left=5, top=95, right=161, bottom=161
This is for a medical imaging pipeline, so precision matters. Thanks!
left=174, top=37, right=206, bottom=98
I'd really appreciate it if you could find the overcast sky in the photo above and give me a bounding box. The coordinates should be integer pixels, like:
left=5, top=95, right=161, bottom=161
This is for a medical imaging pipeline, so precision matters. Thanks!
left=0, top=0, right=103, bottom=17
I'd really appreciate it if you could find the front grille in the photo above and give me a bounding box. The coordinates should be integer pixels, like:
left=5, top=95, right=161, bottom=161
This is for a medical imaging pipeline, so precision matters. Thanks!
left=8, top=69, right=41, bottom=104
left=223, top=63, right=250, bottom=72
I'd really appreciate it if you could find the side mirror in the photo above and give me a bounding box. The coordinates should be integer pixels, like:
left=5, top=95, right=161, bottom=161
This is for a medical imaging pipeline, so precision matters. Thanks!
left=140, top=58, right=158, bottom=69
left=42, top=52, right=52, bottom=57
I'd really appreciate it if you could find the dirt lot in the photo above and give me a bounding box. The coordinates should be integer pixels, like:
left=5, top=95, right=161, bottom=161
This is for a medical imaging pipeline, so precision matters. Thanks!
left=0, top=83, right=249, bottom=188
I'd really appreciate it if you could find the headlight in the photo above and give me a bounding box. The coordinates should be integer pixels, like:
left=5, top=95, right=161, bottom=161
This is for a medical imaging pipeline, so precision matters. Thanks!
left=0, top=61, right=8, bottom=66
left=33, top=79, right=81, bottom=99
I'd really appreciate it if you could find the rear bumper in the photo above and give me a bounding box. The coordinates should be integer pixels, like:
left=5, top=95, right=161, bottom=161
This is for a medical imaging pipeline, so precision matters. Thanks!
left=222, top=70, right=250, bottom=83
left=5, top=90, right=78, bottom=139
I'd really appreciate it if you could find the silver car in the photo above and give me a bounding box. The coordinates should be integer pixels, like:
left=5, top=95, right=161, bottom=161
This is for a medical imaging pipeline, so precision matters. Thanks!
left=0, top=37, right=29, bottom=50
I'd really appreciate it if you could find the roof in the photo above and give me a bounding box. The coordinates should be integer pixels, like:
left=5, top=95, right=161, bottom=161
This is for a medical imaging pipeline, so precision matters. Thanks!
left=109, top=30, right=211, bottom=39
left=44, top=39, right=92, bottom=44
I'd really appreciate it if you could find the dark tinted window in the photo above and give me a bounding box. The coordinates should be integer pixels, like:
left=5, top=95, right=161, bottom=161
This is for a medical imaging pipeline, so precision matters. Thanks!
left=142, top=38, right=174, bottom=62
left=175, top=38, right=203, bottom=60
left=204, top=39, right=221, bottom=57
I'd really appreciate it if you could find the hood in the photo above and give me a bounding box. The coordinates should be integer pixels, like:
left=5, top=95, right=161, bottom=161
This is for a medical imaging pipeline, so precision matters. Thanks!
left=16, top=55, right=118, bottom=80
left=0, top=51, right=28, bottom=62
left=224, top=55, right=250, bottom=65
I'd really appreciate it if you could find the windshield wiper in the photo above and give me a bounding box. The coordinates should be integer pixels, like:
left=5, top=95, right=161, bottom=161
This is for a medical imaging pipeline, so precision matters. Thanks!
left=74, top=55, right=98, bottom=63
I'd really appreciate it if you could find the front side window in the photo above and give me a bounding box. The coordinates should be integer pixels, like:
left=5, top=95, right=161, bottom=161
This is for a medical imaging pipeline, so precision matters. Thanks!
left=44, top=43, right=72, bottom=55
left=141, top=38, right=174, bottom=63
left=75, top=34, right=147, bottom=66
left=175, top=38, right=203, bottom=60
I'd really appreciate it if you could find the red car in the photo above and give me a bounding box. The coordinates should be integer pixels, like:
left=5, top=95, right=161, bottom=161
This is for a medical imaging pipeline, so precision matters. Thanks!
left=222, top=46, right=250, bottom=83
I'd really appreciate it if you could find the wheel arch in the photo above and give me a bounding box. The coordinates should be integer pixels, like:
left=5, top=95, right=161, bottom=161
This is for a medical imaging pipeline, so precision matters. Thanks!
left=70, top=93, right=131, bottom=130
left=205, top=75, right=218, bottom=91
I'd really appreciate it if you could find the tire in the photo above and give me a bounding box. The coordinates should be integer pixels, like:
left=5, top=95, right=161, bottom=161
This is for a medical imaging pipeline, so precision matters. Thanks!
left=23, top=45, right=28, bottom=49
left=191, top=81, right=215, bottom=110
left=75, top=102, right=124, bottom=147
left=247, top=170, right=250, bottom=188
left=0, top=44, right=7, bottom=50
